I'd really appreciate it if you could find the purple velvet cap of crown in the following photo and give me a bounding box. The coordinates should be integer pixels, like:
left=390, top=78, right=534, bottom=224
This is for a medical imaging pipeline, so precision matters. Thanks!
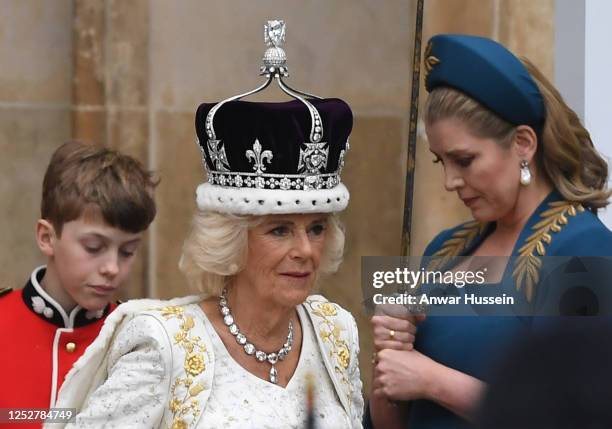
left=194, top=98, right=353, bottom=215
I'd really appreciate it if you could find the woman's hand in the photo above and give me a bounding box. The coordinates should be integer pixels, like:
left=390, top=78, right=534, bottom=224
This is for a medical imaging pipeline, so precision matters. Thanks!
left=371, top=304, right=426, bottom=352
left=372, top=348, right=486, bottom=421
left=372, top=348, right=436, bottom=401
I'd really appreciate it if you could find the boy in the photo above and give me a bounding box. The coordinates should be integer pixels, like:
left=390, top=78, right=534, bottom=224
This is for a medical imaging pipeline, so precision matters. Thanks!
left=0, top=141, right=157, bottom=424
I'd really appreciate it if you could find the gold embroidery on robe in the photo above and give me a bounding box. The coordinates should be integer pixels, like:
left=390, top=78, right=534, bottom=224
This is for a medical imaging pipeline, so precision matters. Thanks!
left=306, top=299, right=352, bottom=407
left=159, top=306, right=209, bottom=429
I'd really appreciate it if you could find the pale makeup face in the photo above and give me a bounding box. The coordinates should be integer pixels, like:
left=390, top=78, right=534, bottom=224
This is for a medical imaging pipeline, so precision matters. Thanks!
left=235, top=213, right=329, bottom=308
left=44, top=215, right=142, bottom=311
left=426, top=118, right=522, bottom=222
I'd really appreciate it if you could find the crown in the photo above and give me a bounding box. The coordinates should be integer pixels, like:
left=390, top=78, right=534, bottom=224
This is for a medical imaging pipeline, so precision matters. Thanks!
left=194, top=21, right=353, bottom=215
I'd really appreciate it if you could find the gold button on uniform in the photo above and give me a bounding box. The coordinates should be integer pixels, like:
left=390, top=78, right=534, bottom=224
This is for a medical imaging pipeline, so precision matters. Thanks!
left=65, top=342, right=76, bottom=353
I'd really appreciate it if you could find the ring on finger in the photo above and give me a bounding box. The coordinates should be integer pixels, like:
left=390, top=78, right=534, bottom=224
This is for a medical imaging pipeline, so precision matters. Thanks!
left=389, top=329, right=396, bottom=340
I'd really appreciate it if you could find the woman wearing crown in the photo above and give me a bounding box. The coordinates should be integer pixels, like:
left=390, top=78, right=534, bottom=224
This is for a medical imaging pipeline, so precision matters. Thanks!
left=51, top=23, right=363, bottom=429
left=366, top=34, right=612, bottom=429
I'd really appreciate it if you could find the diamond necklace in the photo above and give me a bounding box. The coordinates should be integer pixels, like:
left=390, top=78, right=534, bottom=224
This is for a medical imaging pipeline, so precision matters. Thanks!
left=219, top=288, right=294, bottom=384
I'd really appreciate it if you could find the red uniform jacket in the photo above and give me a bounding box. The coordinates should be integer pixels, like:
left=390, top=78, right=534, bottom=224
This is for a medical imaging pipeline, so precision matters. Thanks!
left=0, top=266, right=116, bottom=428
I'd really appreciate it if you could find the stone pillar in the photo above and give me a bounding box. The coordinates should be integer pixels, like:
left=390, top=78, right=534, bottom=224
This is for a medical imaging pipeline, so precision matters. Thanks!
left=72, top=0, right=151, bottom=301
left=0, top=1, right=73, bottom=290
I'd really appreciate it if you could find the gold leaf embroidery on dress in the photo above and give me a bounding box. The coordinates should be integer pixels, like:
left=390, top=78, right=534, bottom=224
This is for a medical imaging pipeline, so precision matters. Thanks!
left=318, top=302, right=338, bottom=317
left=427, top=221, right=488, bottom=271
left=170, top=420, right=188, bottom=429
left=307, top=299, right=352, bottom=406
left=158, top=306, right=208, bottom=429
left=424, top=41, right=441, bottom=81
left=513, top=201, right=584, bottom=301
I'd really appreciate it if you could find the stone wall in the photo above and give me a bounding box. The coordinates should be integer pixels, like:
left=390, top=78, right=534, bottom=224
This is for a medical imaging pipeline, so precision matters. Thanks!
left=0, top=1, right=73, bottom=291
left=0, top=0, right=554, bottom=396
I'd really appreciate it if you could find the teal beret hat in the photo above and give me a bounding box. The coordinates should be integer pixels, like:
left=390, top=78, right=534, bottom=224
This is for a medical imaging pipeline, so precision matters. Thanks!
left=424, top=34, right=545, bottom=133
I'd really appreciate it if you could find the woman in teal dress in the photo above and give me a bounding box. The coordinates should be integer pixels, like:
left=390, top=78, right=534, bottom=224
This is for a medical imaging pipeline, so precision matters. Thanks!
left=366, top=34, right=612, bottom=429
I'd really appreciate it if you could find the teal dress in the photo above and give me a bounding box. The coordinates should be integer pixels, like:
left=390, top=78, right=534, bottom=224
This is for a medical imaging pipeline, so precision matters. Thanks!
left=364, top=191, right=612, bottom=429
left=410, top=191, right=612, bottom=429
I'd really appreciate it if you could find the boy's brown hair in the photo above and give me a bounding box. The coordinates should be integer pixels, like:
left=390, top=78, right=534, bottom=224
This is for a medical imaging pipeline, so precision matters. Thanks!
left=41, top=141, right=158, bottom=235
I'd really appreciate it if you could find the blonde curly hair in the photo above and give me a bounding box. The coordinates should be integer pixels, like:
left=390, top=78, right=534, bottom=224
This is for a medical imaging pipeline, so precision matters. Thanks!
left=178, top=210, right=345, bottom=297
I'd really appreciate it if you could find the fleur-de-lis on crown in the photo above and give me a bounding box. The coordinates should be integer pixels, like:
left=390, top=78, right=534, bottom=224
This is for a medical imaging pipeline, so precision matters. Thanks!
left=424, top=41, right=441, bottom=81
left=246, top=139, right=273, bottom=174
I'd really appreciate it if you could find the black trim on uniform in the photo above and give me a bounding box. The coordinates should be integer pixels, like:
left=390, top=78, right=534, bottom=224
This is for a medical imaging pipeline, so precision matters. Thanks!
left=21, top=268, right=111, bottom=328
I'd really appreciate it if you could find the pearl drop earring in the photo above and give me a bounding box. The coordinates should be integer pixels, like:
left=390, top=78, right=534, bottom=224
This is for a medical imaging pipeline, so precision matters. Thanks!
left=520, top=160, right=531, bottom=186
